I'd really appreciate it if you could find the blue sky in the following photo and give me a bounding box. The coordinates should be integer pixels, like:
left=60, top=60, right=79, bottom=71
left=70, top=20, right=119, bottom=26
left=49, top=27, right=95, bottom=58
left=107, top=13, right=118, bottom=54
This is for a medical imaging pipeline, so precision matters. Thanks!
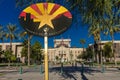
left=0, top=0, right=120, bottom=48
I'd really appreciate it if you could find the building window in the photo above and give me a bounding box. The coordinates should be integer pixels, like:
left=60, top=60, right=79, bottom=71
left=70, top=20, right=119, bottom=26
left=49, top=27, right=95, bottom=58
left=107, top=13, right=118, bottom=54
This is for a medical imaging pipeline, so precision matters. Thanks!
left=0, top=45, right=2, bottom=51
left=114, top=43, right=116, bottom=48
left=75, top=51, right=77, bottom=53
left=64, top=54, right=66, bottom=57
left=6, top=45, right=10, bottom=50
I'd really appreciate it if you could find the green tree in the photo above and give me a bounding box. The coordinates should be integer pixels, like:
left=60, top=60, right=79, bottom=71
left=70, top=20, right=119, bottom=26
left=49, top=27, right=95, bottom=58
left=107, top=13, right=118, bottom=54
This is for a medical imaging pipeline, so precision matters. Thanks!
left=103, top=42, right=113, bottom=62
left=86, top=47, right=93, bottom=60
left=21, top=47, right=28, bottom=57
left=89, top=24, right=102, bottom=64
left=11, top=55, right=17, bottom=63
left=20, top=39, right=29, bottom=64
left=81, top=47, right=93, bottom=61
left=4, top=50, right=13, bottom=66
left=31, top=41, right=43, bottom=64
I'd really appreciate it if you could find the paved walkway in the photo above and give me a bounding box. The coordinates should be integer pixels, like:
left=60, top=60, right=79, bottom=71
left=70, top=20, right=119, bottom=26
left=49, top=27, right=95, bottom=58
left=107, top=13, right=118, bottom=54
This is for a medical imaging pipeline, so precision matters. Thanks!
left=0, top=65, right=120, bottom=80
left=85, top=72, right=120, bottom=80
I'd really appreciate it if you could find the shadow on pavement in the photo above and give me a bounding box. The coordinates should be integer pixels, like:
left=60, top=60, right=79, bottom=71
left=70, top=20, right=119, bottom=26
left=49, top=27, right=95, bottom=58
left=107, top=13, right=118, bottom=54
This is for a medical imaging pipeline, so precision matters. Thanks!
left=49, top=64, right=101, bottom=80
left=61, top=72, right=77, bottom=80
left=3, top=64, right=118, bottom=80
left=81, top=73, right=88, bottom=80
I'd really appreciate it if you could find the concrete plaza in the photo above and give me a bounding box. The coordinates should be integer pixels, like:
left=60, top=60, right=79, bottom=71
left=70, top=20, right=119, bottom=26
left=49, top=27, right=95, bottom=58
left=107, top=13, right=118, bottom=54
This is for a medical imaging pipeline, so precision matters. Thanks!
left=0, top=64, right=120, bottom=80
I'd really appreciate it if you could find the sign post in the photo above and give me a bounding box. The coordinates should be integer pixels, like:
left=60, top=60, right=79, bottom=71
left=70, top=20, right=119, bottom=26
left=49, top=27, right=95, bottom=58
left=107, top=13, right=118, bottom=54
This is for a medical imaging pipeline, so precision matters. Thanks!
left=19, top=3, right=72, bottom=80
left=44, top=28, right=49, bottom=80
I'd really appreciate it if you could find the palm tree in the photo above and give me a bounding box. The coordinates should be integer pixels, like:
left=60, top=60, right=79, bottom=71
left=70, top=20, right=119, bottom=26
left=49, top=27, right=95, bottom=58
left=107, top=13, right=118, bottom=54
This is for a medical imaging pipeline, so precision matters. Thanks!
left=102, top=0, right=120, bottom=65
left=20, top=31, right=32, bottom=66
left=0, top=25, right=5, bottom=43
left=5, top=23, right=18, bottom=52
left=109, top=27, right=119, bottom=65
left=103, top=20, right=120, bottom=66
left=89, top=24, right=102, bottom=64
left=80, top=39, right=86, bottom=53
left=0, top=25, right=5, bottom=58
left=67, top=0, right=112, bottom=24
left=5, top=23, right=18, bottom=66
left=4, top=50, right=13, bottom=66
left=67, top=0, right=113, bottom=64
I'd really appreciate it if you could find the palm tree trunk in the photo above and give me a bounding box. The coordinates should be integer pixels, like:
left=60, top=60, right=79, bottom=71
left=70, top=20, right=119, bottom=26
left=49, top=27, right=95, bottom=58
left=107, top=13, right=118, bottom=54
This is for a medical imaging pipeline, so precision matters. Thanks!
left=96, top=53, right=99, bottom=63
left=82, top=44, right=84, bottom=53
left=96, top=40, right=102, bottom=64
left=9, top=38, right=12, bottom=67
left=92, top=46, right=95, bottom=62
left=27, top=34, right=32, bottom=66
left=99, top=38, right=103, bottom=65
left=10, top=38, right=12, bottom=52
left=112, top=35, right=117, bottom=66
left=94, top=41, right=99, bottom=64
left=28, top=35, right=30, bottom=66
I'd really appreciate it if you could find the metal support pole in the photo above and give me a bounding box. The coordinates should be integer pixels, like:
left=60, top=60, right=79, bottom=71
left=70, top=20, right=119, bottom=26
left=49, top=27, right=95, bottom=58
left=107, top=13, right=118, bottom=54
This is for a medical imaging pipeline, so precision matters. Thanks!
left=81, top=63, right=84, bottom=75
left=44, top=28, right=49, bottom=80
left=19, top=65, right=23, bottom=74
left=40, top=64, right=43, bottom=74
left=101, top=65, right=105, bottom=73
left=34, top=63, right=36, bottom=69
left=60, top=62, right=63, bottom=74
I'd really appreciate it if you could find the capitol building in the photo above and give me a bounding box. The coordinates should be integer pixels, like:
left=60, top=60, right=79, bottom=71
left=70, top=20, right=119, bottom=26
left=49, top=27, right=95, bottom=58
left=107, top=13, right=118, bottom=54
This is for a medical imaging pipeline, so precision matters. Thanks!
left=46, top=38, right=83, bottom=62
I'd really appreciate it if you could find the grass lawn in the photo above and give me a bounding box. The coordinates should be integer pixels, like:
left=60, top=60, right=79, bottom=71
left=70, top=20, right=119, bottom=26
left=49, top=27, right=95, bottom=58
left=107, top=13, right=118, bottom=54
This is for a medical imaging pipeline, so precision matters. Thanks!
left=0, top=73, right=4, bottom=76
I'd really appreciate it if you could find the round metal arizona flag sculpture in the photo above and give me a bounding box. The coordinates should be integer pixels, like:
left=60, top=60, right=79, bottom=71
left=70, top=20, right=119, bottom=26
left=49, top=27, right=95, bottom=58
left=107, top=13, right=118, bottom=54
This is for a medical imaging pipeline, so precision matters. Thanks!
left=19, top=3, right=72, bottom=37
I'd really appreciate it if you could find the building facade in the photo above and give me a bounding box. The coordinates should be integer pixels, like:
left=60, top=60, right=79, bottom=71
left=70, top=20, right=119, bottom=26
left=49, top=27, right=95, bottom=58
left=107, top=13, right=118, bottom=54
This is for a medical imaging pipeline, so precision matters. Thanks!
left=0, top=42, right=23, bottom=59
left=89, top=40, right=120, bottom=61
left=47, top=39, right=83, bottom=62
